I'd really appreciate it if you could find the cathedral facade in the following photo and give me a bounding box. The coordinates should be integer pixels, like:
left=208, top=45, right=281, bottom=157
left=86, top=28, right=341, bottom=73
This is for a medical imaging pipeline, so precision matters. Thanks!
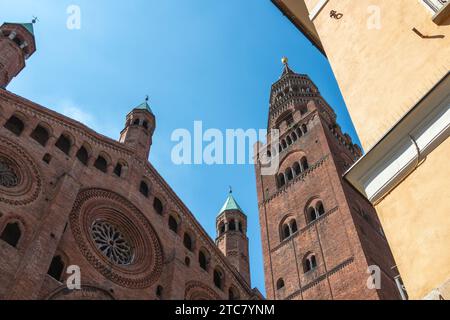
left=254, top=59, right=402, bottom=300
left=0, top=22, right=261, bottom=300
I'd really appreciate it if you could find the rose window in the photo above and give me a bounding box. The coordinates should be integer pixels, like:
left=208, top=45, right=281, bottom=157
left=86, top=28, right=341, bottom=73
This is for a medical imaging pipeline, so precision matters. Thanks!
left=91, top=221, right=134, bottom=265
left=0, top=157, right=19, bottom=188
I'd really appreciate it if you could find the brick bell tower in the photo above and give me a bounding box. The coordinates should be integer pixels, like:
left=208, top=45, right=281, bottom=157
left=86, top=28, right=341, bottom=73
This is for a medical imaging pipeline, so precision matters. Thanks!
left=216, top=189, right=251, bottom=285
left=255, top=58, right=401, bottom=300
left=119, top=97, right=156, bottom=160
left=0, top=21, right=36, bottom=88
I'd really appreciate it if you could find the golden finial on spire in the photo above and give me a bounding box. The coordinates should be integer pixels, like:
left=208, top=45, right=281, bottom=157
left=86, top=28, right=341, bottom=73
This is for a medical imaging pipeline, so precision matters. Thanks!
left=281, top=56, right=288, bottom=65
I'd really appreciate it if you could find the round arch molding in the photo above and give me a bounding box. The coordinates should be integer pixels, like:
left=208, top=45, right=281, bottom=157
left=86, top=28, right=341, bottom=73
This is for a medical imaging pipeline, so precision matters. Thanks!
left=69, top=188, right=163, bottom=289
left=185, top=281, right=221, bottom=300
left=0, top=136, right=42, bottom=206
left=45, top=284, right=115, bottom=300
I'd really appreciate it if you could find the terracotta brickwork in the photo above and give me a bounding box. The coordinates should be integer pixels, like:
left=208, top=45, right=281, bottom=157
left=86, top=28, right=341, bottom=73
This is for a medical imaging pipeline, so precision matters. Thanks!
left=0, top=23, right=261, bottom=300
left=255, top=62, right=401, bottom=300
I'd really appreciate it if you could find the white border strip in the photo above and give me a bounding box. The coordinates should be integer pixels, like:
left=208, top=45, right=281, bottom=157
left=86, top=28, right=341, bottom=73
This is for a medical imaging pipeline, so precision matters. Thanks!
left=309, top=0, right=330, bottom=21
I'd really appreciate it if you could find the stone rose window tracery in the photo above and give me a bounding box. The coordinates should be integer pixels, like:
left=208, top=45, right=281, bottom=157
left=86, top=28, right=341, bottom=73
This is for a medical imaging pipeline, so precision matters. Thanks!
left=0, top=157, right=19, bottom=188
left=91, top=221, right=133, bottom=266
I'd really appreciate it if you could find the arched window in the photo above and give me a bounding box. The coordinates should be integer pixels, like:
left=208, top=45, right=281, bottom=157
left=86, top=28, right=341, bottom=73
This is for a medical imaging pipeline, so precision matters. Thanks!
left=113, top=163, right=123, bottom=177
left=143, top=121, right=149, bottom=129
left=296, top=127, right=303, bottom=138
left=229, top=287, right=240, bottom=301
left=219, top=221, right=225, bottom=235
left=43, top=153, right=52, bottom=164
left=168, top=215, right=178, bottom=233
left=4, top=115, right=24, bottom=136
left=153, top=197, right=163, bottom=215
left=276, top=278, right=285, bottom=290
left=293, top=162, right=301, bottom=176
left=285, top=167, right=293, bottom=181
left=286, top=136, right=292, bottom=145
left=139, top=181, right=149, bottom=197
left=213, top=269, right=224, bottom=290
left=311, top=255, right=317, bottom=269
left=133, top=119, right=140, bottom=125
left=183, top=233, right=193, bottom=251
left=55, top=134, right=72, bottom=155
left=156, top=286, right=163, bottom=299
left=308, top=207, right=318, bottom=222
left=304, top=254, right=317, bottom=273
left=291, top=132, right=297, bottom=141
left=282, top=224, right=290, bottom=240
left=278, top=144, right=282, bottom=153
left=291, top=220, right=298, bottom=233
left=281, top=140, right=287, bottom=149
left=317, top=202, right=325, bottom=216
left=94, top=156, right=108, bottom=173
left=278, top=174, right=286, bottom=188
left=229, top=219, right=236, bottom=231
left=301, top=157, right=309, bottom=171
left=0, top=222, right=21, bottom=247
left=238, top=221, right=243, bottom=233
left=47, top=255, right=65, bottom=282
left=305, top=259, right=312, bottom=272
left=302, top=124, right=308, bottom=134
left=199, top=250, right=208, bottom=271
left=30, top=125, right=49, bottom=146
left=76, top=146, right=89, bottom=165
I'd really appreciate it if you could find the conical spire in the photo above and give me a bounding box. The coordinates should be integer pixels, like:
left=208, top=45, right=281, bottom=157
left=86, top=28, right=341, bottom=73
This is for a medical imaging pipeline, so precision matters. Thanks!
left=218, top=187, right=244, bottom=215
left=280, top=56, right=296, bottom=78
left=133, top=95, right=153, bottom=114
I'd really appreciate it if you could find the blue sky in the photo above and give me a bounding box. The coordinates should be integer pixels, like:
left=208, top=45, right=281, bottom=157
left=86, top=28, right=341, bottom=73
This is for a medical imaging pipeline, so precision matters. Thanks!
left=2, top=0, right=361, bottom=296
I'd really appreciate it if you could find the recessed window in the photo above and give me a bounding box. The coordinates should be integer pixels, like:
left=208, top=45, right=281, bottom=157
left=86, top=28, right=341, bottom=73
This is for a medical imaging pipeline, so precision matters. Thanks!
left=113, top=163, right=123, bottom=177
left=229, top=219, right=236, bottom=231
left=301, top=157, right=309, bottom=171
left=156, top=285, right=163, bottom=299
left=153, top=197, right=163, bottom=215
left=285, top=168, right=293, bottom=181
left=278, top=173, right=286, bottom=188
left=0, top=222, right=21, bottom=247
left=185, top=256, right=191, bottom=267
left=168, top=215, right=178, bottom=233
left=139, top=181, right=149, bottom=197
left=219, top=221, right=225, bottom=236
left=30, top=125, right=49, bottom=146
left=276, top=278, right=285, bottom=290
left=304, top=253, right=317, bottom=273
left=94, top=156, right=108, bottom=173
left=293, top=162, right=301, bottom=176
left=4, top=116, right=24, bottom=136
left=76, top=146, right=89, bottom=165
left=43, top=153, right=52, bottom=164
left=183, top=233, right=193, bottom=251
left=199, top=251, right=208, bottom=271
left=213, top=269, right=224, bottom=290
left=47, top=255, right=65, bottom=282
left=55, top=134, right=72, bottom=155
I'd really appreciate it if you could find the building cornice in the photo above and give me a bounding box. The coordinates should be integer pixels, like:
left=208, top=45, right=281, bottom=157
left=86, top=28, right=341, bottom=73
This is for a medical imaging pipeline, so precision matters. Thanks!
left=344, top=72, right=450, bottom=204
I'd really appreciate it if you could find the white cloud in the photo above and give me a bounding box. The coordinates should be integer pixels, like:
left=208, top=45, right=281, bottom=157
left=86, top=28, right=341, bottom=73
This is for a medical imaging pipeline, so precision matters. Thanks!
left=56, top=99, right=96, bottom=128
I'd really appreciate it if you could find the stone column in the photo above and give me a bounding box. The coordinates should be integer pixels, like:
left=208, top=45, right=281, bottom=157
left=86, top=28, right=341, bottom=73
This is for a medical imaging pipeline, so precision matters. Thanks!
left=6, top=173, right=80, bottom=300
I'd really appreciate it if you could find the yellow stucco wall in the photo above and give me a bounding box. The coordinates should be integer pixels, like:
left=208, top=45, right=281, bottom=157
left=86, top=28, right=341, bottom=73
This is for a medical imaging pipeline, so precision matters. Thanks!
left=375, top=137, right=450, bottom=299
left=303, top=0, right=450, bottom=150
left=276, top=0, right=450, bottom=300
